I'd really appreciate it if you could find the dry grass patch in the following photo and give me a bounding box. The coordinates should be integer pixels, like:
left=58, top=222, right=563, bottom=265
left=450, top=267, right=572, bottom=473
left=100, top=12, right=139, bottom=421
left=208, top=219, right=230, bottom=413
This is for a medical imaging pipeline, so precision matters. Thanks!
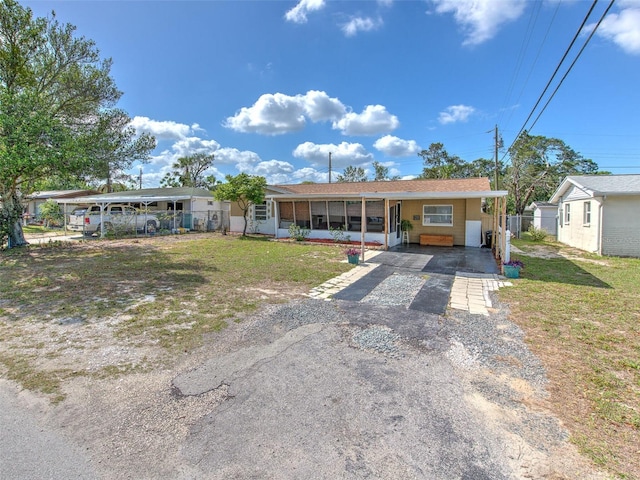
left=499, top=236, right=640, bottom=479
left=0, top=234, right=352, bottom=400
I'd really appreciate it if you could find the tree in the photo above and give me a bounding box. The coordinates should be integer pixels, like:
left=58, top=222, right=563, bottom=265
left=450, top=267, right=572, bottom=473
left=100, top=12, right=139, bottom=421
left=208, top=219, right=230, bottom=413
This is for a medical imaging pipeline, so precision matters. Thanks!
left=214, top=173, right=266, bottom=236
left=417, top=143, right=466, bottom=179
left=505, top=131, right=599, bottom=214
left=0, top=0, right=133, bottom=247
left=83, top=109, right=156, bottom=192
left=371, top=161, right=400, bottom=181
left=160, top=153, right=216, bottom=190
left=37, top=199, right=63, bottom=228
left=336, top=166, right=367, bottom=183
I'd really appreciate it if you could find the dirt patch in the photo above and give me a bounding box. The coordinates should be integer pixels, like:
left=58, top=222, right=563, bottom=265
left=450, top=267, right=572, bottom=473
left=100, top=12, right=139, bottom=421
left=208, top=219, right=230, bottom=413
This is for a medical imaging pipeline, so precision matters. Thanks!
left=512, top=244, right=610, bottom=265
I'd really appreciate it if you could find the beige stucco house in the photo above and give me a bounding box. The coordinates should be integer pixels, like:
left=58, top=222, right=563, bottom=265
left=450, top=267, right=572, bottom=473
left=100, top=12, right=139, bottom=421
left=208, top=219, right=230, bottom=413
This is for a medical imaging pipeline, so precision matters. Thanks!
left=237, top=178, right=507, bottom=250
left=550, top=175, right=640, bottom=257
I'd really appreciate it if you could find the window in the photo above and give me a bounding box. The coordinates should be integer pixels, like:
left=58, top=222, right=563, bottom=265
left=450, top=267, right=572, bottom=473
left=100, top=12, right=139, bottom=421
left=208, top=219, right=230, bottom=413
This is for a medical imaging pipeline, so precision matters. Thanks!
left=564, top=203, right=571, bottom=224
left=254, top=202, right=268, bottom=221
left=423, top=205, right=453, bottom=226
left=583, top=201, right=591, bottom=226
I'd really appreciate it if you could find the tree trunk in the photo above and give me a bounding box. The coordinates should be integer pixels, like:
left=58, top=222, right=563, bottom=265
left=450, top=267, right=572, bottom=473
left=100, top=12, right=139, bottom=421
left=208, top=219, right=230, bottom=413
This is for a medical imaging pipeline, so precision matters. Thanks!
left=2, top=192, right=28, bottom=248
left=242, top=210, right=248, bottom=236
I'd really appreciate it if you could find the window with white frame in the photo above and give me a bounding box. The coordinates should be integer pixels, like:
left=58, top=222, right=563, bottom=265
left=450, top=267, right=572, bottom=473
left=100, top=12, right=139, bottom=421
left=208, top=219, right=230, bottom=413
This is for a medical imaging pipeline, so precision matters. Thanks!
left=583, top=201, right=591, bottom=226
left=423, top=205, right=453, bottom=226
left=253, top=202, right=268, bottom=221
left=564, top=203, right=571, bottom=224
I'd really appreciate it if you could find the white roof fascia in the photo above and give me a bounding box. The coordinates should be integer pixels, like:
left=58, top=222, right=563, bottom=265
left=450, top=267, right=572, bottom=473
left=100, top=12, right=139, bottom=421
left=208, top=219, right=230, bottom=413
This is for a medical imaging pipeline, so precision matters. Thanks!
left=59, top=194, right=212, bottom=204
left=550, top=177, right=593, bottom=203
left=266, top=190, right=508, bottom=200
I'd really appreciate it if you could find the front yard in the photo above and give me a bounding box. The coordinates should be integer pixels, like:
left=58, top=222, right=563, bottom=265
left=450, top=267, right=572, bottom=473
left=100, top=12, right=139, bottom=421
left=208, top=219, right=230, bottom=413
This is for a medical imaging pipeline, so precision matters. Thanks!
left=0, top=234, right=351, bottom=402
left=500, top=236, right=640, bottom=479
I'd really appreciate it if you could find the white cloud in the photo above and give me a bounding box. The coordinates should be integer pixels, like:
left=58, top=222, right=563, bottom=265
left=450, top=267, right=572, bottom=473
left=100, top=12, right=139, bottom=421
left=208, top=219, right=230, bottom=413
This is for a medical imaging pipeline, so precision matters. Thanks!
left=332, top=105, right=399, bottom=136
left=130, top=116, right=198, bottom=140
left=302, top=90, right=347, bottom=122
left=430, top=0, right=526, bottom=46
left=341, top=16, right=383, bottom=37
left=224, top=93, right=307, bottom=135
left=373, top=135, right=421, bottom=156
left=438, top=104, right=476, bottom=124
left=285, top=0, right=326, bottom=24
left=224, top=91, right=346, bottom=135
left=292, top=141, right=374, bottom=169
left=291, top=167, right=329, bottom=183
left=171, top=137, right=220, bottom=158
left=590, top=5, right=640, bottom=55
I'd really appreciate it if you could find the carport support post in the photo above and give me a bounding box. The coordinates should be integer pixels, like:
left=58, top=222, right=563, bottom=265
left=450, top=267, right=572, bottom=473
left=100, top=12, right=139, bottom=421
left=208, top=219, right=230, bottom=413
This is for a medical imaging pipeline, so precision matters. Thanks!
left=360, top=196, right=366, bottom=262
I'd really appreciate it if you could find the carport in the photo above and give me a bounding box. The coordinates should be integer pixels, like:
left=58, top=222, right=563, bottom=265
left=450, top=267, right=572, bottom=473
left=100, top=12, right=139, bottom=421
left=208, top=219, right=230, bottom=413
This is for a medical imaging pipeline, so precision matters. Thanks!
left=58, top=187, right=227, bottom=238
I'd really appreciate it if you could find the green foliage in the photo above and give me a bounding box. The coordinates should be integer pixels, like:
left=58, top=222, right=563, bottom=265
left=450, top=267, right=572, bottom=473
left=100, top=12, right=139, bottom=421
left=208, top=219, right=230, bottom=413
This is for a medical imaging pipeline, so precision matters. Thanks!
left=371, top=161, right=399, bottom=181
left=329, top=225, right=351, bottom=243
left=0, top=0, right=149, bottom=246
left=505, top=131, right=599, bottom=214
left=417, top=142, right=504, bottom=182
left=400, top=219, right=414, bottom=231
left=288, top=223, right=310, bottom=241
left=336, top=165, right=367, bottom=183
left=214, top=173, right=267, bottom=236
left=160, top=153, right=216, bottom=190
left=37, top=200, right=63, bottom=227
left=526, top=225, right=548, bottom=242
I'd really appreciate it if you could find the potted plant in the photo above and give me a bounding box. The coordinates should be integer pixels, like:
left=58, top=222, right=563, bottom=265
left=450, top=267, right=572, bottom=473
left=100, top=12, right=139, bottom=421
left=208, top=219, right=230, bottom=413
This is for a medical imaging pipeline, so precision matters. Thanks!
left=345, top=247, right=360, bottom=265
left=503, top=259, right=524, bottom=278
left=400, top=219, right=413, bottom=232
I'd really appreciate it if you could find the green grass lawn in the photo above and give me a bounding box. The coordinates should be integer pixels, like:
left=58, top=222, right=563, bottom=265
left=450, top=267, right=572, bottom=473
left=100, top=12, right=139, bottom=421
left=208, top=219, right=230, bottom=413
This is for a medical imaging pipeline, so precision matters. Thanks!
left=500, top=235, right=640, bottom=479
left=0, top=234, right=353, bottom=400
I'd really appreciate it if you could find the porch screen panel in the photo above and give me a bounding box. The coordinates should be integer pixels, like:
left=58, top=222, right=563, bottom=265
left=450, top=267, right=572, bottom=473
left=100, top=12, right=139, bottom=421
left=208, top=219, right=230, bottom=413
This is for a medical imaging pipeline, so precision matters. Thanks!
left=294, top=201, right=310, bottom=228
left=311, top=201, right=327, bottom=229
left=328, top=201, right=346, bottom=229
left=346, top=201, right=362, bottom=231
left=366, top=200, right=385, bottom=232
left=278, top=201, right=294, bottom=228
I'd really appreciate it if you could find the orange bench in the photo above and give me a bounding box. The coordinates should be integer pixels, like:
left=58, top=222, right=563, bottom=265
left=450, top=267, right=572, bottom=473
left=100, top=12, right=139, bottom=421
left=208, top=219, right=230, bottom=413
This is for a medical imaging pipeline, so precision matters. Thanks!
left=419, top=234, right=454, bottom=247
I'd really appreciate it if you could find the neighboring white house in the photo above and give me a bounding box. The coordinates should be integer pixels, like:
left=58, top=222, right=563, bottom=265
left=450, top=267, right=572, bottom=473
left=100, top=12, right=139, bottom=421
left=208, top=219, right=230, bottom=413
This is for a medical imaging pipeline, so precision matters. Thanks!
left=528, top=201, right=558, bottom=236
left=550, top=175, right=640, bottom=257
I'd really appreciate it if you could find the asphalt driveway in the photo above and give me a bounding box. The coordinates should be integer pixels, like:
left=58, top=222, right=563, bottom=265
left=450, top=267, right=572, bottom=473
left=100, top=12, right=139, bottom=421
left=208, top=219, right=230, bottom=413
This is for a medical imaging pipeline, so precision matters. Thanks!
left=168, top=248, right=602, bottom=480
left=334, top=246, right=499, bottom=315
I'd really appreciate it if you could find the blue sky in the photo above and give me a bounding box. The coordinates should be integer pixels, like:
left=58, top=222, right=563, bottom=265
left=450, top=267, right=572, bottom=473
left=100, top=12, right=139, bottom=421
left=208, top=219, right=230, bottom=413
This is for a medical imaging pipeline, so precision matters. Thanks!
left=23, top=0, right=640, bottom=187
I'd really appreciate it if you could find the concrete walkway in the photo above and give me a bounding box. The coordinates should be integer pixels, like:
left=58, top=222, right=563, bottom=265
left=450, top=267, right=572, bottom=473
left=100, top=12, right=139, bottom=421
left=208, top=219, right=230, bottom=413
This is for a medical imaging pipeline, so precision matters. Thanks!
left=449, top=272, right=513, bottom=316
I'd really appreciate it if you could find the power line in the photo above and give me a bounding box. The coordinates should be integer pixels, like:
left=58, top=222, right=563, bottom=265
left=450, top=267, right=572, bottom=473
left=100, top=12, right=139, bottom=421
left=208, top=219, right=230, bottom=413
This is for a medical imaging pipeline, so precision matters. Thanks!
left=527, top=0, right=617, bottom=132
left=505, top=0, right=600, bottom=155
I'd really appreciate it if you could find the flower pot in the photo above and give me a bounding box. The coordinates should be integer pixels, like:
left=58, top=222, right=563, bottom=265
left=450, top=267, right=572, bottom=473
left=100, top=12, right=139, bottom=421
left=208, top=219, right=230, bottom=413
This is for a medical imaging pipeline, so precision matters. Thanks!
left=347, top=254, right=360, bottom=265
left=503, top=265, right=521, bottom=278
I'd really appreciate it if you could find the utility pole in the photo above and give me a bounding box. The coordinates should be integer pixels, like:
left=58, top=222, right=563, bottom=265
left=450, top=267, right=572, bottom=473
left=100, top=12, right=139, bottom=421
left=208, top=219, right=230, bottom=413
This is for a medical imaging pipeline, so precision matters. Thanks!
left=494, top=125, right=499, bottom=190
left=139, top=166, right=143, bottom=189
left=328, top=152, right=332, bottom=184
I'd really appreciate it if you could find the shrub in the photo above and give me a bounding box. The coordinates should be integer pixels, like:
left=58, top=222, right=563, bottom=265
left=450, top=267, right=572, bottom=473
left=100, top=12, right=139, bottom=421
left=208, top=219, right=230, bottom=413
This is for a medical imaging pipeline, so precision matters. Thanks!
left=329, top=225, right=351, bottom=243
left=527, top=225, right=548, bottom=242
left=288, top=223, right=310, bottom=241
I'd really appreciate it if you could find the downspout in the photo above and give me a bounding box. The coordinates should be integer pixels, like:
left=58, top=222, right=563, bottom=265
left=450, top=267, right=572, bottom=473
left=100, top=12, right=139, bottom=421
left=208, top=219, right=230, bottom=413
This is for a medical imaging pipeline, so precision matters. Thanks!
left=597, top=196, right=605, bottom=255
